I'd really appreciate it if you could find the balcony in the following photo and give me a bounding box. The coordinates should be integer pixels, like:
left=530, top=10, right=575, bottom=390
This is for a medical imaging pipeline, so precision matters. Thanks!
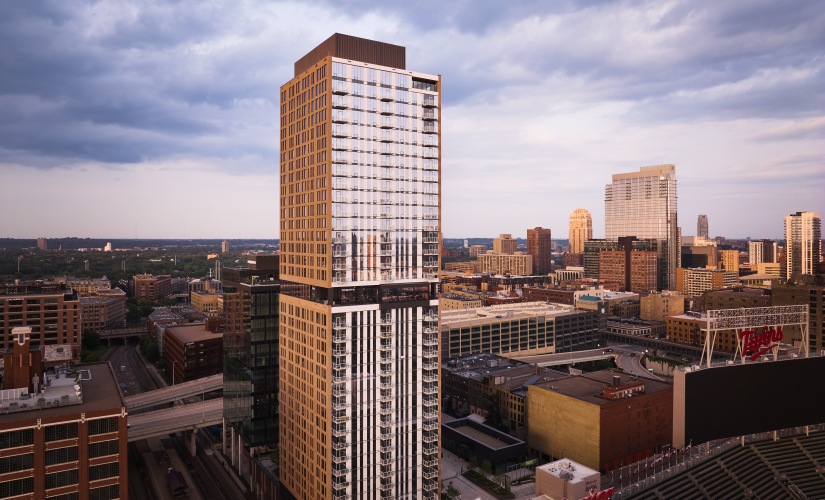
left=333, top=250, right=347, bottom=257
left=423, top=421, right=438, bottom=433
left=380, top=316, right=393, bottom=326
left=423, top=432, right=438, bottom=444
left=380, top=444, right=393, bottom=453
left=423, top=313, right=438, bottom=323
left=332, top=96, right=348, bottom=109
left=332, top=112, right=349, bottom=124
left=422, top=334, right=437, bottom=346
left=422, top=124, right=437, bottom=134
left=332, top=425, right=347, bottom=438
left=333, top=263, right=347, bottom=271
left=379, top=392, right=392, bottom=403
left=424, top=273, right=438, bottom=280
left=379, top=469, right=393, bottom=479
left=380, top=382, right=393, bottom=391
left=379, top=405, right=393, bottom=415
left=332, top=453, right=348, bottom=464
left=423, top=96, right=436, bottom=108
left=422, top=372, right=437, bottom=383
left=423, top=109, right=437, bottom=121
left=423, top=468, right=438, bottom=480
left=379, top=341, right=391, bottom=352
left=332, top=81, right=349, bottom=95
left=422, top=384, right=437, bottom=396
left=423, top=348, right=438, bottom=359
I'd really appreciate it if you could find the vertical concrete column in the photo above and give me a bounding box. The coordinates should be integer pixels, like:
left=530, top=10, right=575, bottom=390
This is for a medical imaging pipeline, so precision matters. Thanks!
left=188, top=427, right=198, bottom=457
left=222, top=418, right=227, bottom=455
left=230, top=426, right=237, bottom=467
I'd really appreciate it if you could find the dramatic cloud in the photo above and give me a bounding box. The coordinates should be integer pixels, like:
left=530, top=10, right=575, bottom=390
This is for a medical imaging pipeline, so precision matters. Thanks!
left=1, top=0, right=823, bottom=239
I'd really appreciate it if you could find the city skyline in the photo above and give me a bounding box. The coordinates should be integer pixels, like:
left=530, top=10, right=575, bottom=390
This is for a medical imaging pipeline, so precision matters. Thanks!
left=1, top=1, right=823, bottom=240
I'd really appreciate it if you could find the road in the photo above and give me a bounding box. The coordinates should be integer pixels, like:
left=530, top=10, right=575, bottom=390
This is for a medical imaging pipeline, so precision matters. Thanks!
left=610, top=345, right=666, bottom=381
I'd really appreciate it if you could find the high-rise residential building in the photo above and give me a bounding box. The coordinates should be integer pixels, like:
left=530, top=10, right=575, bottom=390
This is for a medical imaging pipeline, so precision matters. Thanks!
left=784, top=211, right=821, bottom=279
left=568, top=208, right=592, bottom=254
left=279, top=34, right=441, bottom=500
left=748, top=239, right=778, bottom=265
left=605, top=165, right=678, bottom=290
left=36, top=237, right=47, bottom=250
left=527, top=227, right=553, bottom=274
left=477, top=252, right=533, bottom=276
left=697, top=214, right=709, bottom=239
left=493, top=233, right=518, bottom=255
left=221, top=239, right=230, bottom=253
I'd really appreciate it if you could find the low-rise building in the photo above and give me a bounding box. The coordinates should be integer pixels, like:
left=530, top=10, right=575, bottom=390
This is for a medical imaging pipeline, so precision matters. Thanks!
left=190, top=290, right=223, bottom=318
left=528, top=371, right=673, bottom=472
left=164, top=321, right=224, bottom=384
left=80, top=288, right=127, bottom=332
left=439, top=293, right=484, bottom=311
left=640, top=291, right=687, bottom=322
left=0, top=282, right=81, bottom=360
left=132, top=274, right=172, bottom=301
left=676, top=268, right=738, bottom=297
left=441, top=302, right=599, bottom=359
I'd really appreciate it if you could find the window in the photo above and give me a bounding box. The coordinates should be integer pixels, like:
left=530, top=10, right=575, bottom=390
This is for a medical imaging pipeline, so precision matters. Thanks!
left=45, top=423, right=78, bottom=442
left=0, top=453, right=33, bottom=474
left=46, top=446, right=79, bottom=465
left=45, top=469, right=78, bottom=489
left=0, top=429, right=34, bottom=449
left=89, top=485, right=119, bottom=500
left=89, top=440, right=119, bottom=458
left=46, top=493, right=79, bottom=500
left=0, top=477, right=34, bottom=498
left=89, top=417, right=119, bottom=436
left=89, top=462, right=119, bottom=481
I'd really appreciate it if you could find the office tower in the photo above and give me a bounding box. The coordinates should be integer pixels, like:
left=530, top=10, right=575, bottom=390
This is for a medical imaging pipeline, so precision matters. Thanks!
left=527, top=227, right=553, bottom=274
left=784, top=212, right=821, bottom=279
left=279, top=34, right=441, bottom=499
left=568, top=208, right=592, bottom=254
left=697, top=214, right=709, bottom=239
left=222, top=256, right=281, bottom=493
left=605, top=164, right=678, bottom=290
left=493, top=234, right=518, bottom=254
left=748, top=239, right=778, bottom=265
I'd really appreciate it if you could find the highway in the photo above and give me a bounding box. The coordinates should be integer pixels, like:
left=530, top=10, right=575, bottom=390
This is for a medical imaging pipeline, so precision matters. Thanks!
left=509, top=348, right=614, bottom=367
left=127, top=398, right=223, bottom=442
left=124, top=374, right=222, bottom=411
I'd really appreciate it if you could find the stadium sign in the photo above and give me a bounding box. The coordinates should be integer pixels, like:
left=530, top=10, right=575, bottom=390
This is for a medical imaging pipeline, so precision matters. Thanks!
left=740, top=326, right=783, bottom=361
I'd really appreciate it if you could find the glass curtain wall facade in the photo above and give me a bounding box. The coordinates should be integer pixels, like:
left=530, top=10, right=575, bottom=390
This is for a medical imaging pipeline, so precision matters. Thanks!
left=605, top=164, right=678, bottom=290
left=279, top=34, right=441, bottom=500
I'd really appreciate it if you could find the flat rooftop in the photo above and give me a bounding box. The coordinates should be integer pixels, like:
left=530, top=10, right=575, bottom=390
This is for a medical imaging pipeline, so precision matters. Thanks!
left=166, top=324, right=222, bottom=344
left=532, top=370, right=672, bottom=406
left=441, top=302, right=582, bottom=328
left=0, top=363, right=124, bottom=422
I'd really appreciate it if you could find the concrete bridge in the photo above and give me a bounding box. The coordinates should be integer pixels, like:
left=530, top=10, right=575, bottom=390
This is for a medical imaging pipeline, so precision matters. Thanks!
left=127, top=398, right=223, bottom=454
left=124, top=374, right=223, bottom=411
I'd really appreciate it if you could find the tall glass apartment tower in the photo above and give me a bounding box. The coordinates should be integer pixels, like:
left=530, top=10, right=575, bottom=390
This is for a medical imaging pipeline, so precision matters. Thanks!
left=605, top=164, right=678, bottom=290
left=279, top=34, right=441, bottom=500
left=784, top=211, right=822, bottom=279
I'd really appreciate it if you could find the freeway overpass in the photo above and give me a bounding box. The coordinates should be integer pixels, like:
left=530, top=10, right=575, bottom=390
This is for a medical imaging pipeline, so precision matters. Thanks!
left=124, top=374, right=223, bottom=411
left=127, top=398, right=223, bottom=442
left=508, top=348, right=614, bottom=367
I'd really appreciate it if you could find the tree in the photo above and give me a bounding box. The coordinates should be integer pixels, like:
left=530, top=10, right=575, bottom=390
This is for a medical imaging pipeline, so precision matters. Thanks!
left=81, top=331, right=101, bottom=352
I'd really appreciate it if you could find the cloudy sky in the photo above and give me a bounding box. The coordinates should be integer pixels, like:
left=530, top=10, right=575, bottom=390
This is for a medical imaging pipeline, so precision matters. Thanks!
left=1, top=0, right=823, bottom=240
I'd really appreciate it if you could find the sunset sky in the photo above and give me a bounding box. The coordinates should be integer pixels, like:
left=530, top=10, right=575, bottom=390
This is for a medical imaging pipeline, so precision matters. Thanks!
left=1, top=1, right=823, bottom=239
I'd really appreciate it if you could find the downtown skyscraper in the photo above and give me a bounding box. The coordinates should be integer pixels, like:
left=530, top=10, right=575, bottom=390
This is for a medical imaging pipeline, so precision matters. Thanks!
left=278, top=34, right=441, bottom=499
left=605, top=164, right=678, bottom=290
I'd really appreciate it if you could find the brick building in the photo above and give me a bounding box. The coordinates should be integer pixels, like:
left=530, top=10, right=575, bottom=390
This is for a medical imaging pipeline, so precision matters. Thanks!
left=0, top=332, right=127, bottom=499
left=527, top=227, right=553, bottom=275
left=528, top=371, right=672, bottom=472
left=164, top=322, right=224, bottom=384
left=79, top=289, right=127, bottom=332
left=0, top=282, right=81, bottom=360
left=132, top=274, right=172, bottom=301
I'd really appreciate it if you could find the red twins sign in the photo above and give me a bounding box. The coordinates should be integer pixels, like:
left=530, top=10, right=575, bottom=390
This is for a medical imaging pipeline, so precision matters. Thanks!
left=739, top=326, right=783, bottom=361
